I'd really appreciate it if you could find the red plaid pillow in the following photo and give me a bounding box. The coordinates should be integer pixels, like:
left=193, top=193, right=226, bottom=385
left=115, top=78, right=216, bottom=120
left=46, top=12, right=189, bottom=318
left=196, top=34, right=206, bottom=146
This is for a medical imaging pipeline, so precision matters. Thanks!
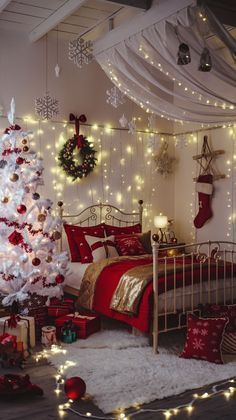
left=180, top=314, right=228, bottom=364
left=104, top=223, right=141, bottom=236
left=115, top=235, right=146, bottom=256
left=64, top=224, right=105, bottom=262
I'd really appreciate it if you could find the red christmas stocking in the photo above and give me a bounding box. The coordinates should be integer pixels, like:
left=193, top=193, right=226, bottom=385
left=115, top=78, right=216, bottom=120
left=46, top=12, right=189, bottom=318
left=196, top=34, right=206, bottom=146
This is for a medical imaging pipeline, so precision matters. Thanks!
left=194, top=174, right=213, bottom=229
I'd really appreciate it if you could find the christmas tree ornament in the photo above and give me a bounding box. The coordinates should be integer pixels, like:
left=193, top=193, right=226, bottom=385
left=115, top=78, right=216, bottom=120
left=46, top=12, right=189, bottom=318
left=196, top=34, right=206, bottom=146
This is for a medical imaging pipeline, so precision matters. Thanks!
left=52, top=231, right=61, bottom=241
left=1, top=197, right=9, bottom=204
left=64, top=377, right=86, bottom=400
left=32, top=257, right=41, bottom=266
left=45, top=255, right=52, bottom=263
left=17, top=204, right=27, bottom=214
left=58, top=113, right=97, bottom=181
left=55, top=274, right=64, bottom=284
left=55, top=64, right=60, bottom=78
left=10, top=173, right=19, bottom=182
left=32, top=193, right=40, bottom=200
left=8, top=230, right=23, bottom=246
left=22, top=139, right=27, bottom=145
left=68, top=37, right=93, bottom=68
left=106, top=86, right=125, bottom=108
left=16, top=157, right=24, bottom=165
left=0, top=160, right=7, bottom=169
left=22, top=146, right=29, bottom=152
left=37, top=213, right=46, bottom=223
left=119, top=114, right=128, bottom=128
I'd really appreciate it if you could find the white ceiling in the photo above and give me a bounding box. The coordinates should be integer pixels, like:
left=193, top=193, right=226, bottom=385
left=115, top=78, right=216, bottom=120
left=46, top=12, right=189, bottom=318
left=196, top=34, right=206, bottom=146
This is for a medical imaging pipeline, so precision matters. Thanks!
left=0, top=0, right=142, bottom=42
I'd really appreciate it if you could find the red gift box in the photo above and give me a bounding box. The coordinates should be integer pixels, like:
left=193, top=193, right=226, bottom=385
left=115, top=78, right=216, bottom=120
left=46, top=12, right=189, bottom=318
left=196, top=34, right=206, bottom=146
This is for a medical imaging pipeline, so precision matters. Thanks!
left=27, top=307, right=48, bottom=342
left=55, top=313, right=100, bottom=339
left=48, top=298, right=75, bottom=318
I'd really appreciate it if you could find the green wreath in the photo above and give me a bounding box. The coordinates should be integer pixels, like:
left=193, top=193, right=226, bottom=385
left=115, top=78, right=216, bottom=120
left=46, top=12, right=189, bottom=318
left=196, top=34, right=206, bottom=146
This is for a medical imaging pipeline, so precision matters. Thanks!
left=58, top=134, right=97, bottom=181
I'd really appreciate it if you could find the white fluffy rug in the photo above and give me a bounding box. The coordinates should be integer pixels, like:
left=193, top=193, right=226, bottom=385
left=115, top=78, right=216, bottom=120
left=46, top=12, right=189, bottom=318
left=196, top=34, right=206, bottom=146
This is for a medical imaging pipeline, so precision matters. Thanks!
left=49, top=330, right=236, bottom=413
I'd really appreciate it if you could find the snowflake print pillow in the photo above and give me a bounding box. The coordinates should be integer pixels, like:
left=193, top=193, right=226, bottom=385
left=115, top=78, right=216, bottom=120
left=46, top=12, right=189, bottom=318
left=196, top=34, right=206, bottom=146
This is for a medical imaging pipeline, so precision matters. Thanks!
left=180, top=314, right=228, bottom=364
left=115, top=235, right=146, bottom=256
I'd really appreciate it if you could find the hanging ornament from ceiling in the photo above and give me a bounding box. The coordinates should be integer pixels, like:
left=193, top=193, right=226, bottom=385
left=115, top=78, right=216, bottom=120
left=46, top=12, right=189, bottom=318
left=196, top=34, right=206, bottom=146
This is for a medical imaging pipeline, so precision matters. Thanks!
left=68, top=37, right=93, bottom=68
left=119, top=114, right=128, bottom=128
left=154, top=140, right=175, bottom=176
left=55, top=26, right=60, bottom=78
left=106, top=86, right=125, bottom=108
left=35, top=35, right=59, bottom=120
left=35, top=92, right=59, bottom=120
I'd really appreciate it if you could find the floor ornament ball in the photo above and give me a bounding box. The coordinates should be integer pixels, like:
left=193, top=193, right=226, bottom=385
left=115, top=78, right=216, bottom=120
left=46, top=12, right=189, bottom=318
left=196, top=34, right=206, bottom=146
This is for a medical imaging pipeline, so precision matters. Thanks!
left=64, top=376, right=86, bottom=400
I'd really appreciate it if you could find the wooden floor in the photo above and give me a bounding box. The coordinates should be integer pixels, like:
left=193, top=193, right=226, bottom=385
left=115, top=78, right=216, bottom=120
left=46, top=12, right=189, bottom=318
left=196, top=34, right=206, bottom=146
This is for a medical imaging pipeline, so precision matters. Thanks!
left=0, top=356, right=236, bottom=420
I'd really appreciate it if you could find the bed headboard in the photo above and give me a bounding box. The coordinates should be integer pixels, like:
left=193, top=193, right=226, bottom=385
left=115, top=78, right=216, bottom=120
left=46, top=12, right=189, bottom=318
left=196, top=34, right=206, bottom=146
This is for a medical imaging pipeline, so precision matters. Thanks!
left=57, top=200, right=143, bottom=252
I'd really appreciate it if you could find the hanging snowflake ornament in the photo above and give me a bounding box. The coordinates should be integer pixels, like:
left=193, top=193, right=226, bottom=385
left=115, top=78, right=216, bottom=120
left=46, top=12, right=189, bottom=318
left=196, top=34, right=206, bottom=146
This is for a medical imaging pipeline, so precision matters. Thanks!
left=128, top=118, right=136, bottom=135
left=68, top=37, right=93, bottom=68
left=35, top=92, right=59, bottom=120
left=154, top=141, right=175, bottom=177
left=106, top=86, right=125, bottom=108
left=119, top=114, right=128, bottom=128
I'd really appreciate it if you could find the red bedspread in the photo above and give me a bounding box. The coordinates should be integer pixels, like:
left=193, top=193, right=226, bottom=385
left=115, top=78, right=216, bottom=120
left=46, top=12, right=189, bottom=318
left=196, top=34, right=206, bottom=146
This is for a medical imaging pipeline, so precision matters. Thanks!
left=91, top=256, right=235, bottom=333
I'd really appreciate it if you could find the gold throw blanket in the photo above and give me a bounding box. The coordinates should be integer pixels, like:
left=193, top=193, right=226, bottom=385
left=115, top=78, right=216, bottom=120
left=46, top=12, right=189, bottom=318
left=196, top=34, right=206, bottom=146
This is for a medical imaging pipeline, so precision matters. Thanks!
left=77, top=255, right=152, bottom=310
left=110, top=262, right=196, bottom=315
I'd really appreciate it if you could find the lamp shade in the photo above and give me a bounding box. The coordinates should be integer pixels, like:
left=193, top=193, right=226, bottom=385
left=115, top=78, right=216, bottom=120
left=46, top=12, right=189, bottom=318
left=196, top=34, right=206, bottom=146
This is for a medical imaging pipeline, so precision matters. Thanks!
left=154, top=214, right=168, bottom=229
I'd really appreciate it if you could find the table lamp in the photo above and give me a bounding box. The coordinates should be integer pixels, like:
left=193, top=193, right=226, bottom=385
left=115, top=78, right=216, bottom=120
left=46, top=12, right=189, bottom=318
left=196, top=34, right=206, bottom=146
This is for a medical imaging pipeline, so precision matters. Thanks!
left=153, top=213, right=168, bottom=243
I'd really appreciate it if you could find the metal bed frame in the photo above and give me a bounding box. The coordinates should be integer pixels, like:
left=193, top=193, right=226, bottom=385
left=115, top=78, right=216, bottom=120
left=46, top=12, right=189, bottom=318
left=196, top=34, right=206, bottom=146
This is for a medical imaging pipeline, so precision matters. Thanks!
left=152, top=240, right=236, bottom=353
left=57, top=201, right=236, bottom=354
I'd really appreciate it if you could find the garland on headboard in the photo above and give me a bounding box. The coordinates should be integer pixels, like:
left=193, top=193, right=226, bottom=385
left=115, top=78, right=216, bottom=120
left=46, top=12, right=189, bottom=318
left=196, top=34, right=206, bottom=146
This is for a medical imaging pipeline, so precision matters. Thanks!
left=58, top=113, right=97, bottom=181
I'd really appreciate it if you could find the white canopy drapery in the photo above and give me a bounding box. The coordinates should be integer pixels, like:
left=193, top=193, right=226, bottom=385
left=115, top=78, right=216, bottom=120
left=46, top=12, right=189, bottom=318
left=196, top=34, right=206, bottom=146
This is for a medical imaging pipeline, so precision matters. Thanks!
left=96, top=5, right=236, bottom=124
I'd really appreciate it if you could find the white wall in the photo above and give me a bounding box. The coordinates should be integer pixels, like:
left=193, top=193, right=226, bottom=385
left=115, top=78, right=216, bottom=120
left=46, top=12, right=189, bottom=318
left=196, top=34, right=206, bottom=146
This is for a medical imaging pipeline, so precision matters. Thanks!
left=0, top=28, right=175, bottom=232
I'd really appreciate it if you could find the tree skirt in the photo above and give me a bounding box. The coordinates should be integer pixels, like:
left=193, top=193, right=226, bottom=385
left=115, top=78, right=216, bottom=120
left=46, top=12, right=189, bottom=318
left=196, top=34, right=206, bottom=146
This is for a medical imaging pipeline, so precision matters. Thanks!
left=49, top=330, right=236, bottom=413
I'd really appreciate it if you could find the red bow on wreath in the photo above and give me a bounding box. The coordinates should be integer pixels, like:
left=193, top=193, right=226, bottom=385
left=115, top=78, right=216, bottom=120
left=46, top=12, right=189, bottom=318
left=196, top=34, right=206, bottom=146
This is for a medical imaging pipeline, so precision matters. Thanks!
left=69, top=113, right=87, bottom=149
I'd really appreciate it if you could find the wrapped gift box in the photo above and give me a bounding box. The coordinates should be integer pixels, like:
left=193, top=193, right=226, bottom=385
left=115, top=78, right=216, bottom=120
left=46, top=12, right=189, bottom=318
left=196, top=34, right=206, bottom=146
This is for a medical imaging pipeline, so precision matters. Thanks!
left=27, top=307, right=48, bottom=342
left=48, top=298, right=75, bottom=318
left=55, top=313, right=100, bottom=339
left=0, top=316, right=35, bottom=350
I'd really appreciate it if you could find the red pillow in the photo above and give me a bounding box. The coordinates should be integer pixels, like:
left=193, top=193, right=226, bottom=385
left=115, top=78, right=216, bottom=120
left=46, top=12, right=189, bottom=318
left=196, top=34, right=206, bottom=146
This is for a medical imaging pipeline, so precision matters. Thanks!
left=180, top=314, right=228, bottom=364
left=202, top=304, right=236, bottom=333
left=115, top=235, right=146, bottom=256
left=64, top=224, right=104, bottom=262
left=104, top=223, right=141, bottom=236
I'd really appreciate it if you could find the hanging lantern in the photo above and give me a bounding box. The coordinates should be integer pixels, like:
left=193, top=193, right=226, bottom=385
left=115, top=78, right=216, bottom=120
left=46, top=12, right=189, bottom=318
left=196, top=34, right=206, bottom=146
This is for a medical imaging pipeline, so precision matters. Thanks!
left=177, top=43, right=191, bottom=65
left=199, top=48, right=212, bottom=72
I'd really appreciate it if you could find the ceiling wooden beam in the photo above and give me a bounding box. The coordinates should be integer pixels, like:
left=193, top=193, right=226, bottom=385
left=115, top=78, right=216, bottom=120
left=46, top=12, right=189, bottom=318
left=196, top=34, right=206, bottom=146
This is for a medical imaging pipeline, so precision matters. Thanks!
left=94, top=0, right=194, bottom=56
left=29, top=0, right=87, bottom=43
left=0, top=0, right=11, bottom=14
left=107, top=0, right=152, bottom=10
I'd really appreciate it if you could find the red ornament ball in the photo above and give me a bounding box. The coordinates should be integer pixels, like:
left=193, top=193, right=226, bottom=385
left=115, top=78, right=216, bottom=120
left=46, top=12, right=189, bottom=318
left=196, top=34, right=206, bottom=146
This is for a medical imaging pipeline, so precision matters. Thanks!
left=64, top=377, right=86, bottom=400
left=22, top=139, right=27, bottom=145
left=32, top=257, right=41, bottom=266
left=17, top=204, right=27, bottom=214
left=16, top=157, right=24, bottom=165
left=55, top=274, right=65, bottom=284
left=23, top=146, right=29, bottom=152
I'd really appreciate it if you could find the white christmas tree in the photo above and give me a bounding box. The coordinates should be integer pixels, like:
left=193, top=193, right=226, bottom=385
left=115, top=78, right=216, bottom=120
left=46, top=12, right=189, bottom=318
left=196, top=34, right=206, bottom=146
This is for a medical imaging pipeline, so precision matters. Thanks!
left=0, top=99, right=68, bottom=307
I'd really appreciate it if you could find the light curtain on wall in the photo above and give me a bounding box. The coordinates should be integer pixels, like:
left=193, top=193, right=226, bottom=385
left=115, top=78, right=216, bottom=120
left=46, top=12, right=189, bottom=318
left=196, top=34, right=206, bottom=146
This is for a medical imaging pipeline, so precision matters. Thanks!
left=96, top=5, right=236, bottom=125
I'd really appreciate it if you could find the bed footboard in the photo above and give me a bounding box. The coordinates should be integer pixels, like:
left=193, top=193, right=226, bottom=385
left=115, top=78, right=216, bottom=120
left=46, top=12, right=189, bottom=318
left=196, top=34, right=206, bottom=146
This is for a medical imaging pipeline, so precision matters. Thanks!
left=152, top=240, right=236, bottom=353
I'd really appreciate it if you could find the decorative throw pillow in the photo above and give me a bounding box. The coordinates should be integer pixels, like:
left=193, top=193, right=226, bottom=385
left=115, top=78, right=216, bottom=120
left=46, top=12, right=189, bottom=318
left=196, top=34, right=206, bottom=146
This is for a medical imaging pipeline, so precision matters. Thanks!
left=114, top=231, right=152, bottom=254
left=115, top=235, right=146, bottom=256
left=80, top=235, right=119, bottom=263
left=180, top=314, right=228, bottom=364
left=64, top=224, right=105, bottom=262
left=202, top=304, right=236, bottom=333
left=222, top=332, right=236, bottom=354
left=104, top=223, right=141, bottom=236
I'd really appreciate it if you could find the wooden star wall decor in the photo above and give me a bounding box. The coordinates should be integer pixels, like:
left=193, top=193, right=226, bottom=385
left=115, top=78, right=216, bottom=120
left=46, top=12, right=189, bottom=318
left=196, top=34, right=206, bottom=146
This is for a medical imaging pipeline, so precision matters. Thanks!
left=192, top=135, right=225, bottom=181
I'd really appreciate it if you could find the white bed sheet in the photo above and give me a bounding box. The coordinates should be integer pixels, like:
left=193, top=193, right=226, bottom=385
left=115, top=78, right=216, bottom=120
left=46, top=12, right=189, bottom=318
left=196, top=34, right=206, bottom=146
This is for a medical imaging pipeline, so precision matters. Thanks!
left=65, top=262, right=90, bottom=290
